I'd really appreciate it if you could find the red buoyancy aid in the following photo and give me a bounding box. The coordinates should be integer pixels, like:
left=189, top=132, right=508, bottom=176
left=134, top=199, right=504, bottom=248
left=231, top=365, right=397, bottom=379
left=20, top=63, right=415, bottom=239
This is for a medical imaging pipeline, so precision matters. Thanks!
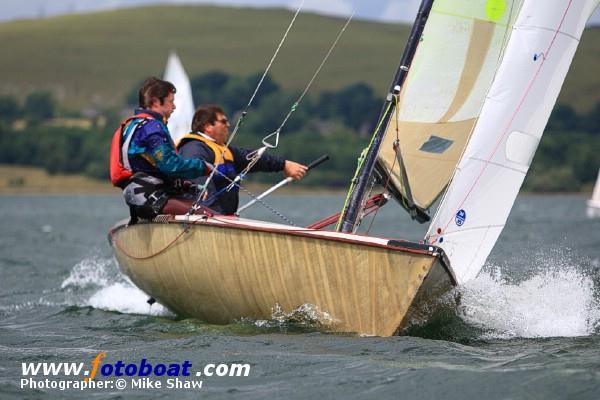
left=109, top=113, right=155, bottom=188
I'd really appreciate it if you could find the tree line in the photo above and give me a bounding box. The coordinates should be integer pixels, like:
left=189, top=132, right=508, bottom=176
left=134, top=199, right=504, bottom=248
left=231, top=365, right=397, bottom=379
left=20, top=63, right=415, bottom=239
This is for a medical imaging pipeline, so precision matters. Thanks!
left=0, top=71, right=598, bottom=192
left=0, top=91, right=56, bottom=125
left=525, top=103, right=600, bottom=192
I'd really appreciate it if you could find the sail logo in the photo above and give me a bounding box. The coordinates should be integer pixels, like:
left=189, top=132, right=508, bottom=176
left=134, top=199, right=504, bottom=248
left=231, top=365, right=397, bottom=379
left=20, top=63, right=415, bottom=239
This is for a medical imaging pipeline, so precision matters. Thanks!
left=455, top=209, right=467, bottom=226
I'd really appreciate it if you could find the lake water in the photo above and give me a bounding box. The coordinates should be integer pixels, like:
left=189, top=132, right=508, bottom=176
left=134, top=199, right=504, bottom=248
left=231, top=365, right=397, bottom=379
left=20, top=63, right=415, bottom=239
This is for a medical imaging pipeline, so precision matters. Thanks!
left=1, top=193, right=599, bottom=399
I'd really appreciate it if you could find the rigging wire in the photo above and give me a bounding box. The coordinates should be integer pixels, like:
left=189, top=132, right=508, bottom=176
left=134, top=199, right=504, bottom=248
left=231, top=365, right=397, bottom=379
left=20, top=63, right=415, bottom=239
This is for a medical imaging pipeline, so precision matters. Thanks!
left=260, top=9, right=355, bottom=150
left=364, top=94, right=401, bottom=235
left=335, top=100, right=394, bottom=231
left=225, top=10, right=355, bottom=194
left=190, top=161, right=296, bottom=226
left=190, top=6, right=355, bottom=218
left=189, top=0, right=306, bottom=213
left=358, top=176, right=377, bottom=232
left=227, top=0, right=306, bottom=147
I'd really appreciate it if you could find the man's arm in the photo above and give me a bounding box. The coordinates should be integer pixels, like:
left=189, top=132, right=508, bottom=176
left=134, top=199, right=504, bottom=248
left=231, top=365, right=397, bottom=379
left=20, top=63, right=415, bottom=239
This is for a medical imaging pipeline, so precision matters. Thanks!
left=231, top=146, right=307, bottom=180
left=231, top=146, right=284, bottom=173
left=145, top=132, right=207, bottom=179
left=178, top=141, right=215, bottom=174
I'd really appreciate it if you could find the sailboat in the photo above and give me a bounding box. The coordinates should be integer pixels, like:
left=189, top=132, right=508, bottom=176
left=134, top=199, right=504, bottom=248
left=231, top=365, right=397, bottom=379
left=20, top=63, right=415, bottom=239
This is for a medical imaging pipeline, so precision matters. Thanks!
left=163, top=51, right=195, bottom=144
left=587, top=169, right=600, bottom=218
left=109, top=0, right=598, bottom=336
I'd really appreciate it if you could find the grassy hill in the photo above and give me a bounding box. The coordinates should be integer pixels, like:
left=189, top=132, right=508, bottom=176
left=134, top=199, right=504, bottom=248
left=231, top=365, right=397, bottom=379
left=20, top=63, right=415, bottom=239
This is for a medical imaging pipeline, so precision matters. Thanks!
left=0, top=5, right=598, bottom=112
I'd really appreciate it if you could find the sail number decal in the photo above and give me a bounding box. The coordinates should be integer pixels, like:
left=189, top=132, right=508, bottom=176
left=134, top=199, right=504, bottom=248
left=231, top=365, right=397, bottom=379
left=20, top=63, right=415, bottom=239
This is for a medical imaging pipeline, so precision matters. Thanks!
left=455, top=209, right=467, bottom=226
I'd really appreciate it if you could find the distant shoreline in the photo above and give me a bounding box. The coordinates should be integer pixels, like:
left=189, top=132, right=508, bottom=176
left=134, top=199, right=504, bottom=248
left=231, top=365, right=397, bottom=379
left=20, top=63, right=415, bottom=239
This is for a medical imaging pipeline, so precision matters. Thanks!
left=0, top=165, right=344, bottom=196
left=0, top=165, right=592, bottom=196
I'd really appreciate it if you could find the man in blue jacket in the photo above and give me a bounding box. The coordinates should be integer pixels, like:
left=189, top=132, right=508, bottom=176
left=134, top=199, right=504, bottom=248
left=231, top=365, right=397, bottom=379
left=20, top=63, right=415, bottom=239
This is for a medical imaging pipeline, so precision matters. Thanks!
left=177, top=104, right=307, bottom=215
left=113, top=77, right=210, bottom=220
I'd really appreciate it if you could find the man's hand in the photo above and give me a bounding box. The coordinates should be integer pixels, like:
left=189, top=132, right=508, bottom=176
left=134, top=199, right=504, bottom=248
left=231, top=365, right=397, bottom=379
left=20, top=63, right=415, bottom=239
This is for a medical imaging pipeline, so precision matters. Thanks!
left=283, top=160, right=308, bottom=180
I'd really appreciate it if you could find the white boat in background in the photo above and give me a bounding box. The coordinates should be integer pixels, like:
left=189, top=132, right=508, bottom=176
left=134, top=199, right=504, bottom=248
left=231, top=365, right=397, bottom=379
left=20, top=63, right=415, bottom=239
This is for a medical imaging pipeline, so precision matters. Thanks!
left=110, top=0, right=599, bottom=336
left=163, top=52, right=195, bottom=144
left=587, top=169, right=600, bottom=218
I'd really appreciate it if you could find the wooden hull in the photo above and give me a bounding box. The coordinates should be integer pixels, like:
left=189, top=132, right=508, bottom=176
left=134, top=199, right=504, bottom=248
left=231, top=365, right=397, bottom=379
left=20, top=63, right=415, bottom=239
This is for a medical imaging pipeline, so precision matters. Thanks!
left=109, top=216, right=456, bottom=336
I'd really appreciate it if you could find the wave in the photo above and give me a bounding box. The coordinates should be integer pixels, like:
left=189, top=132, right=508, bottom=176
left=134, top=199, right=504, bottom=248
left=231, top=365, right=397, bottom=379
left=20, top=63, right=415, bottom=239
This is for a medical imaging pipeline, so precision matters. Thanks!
left=59, top=249, right=600, bottom=339
left=459, top=262, right=600, bottom=339
left=60, top=252, right=171, bottom=317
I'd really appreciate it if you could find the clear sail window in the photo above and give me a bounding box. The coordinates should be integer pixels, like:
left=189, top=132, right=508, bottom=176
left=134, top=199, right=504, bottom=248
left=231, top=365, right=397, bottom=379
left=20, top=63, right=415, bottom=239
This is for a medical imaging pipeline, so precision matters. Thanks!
left=419, top=135, right=454, bottom=154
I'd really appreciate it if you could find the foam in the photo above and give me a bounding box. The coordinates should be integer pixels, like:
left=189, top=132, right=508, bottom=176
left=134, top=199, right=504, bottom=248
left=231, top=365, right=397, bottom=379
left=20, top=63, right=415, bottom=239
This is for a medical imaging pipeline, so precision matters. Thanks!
left=63, top=251, right=599, bottom=336
left=61, top=254, right=171, bottom=317
left=459, top=265, right=600, bottom=338
left=61, top=256, right=113, bottom=289
left=88, top=282, right=171, bottom=317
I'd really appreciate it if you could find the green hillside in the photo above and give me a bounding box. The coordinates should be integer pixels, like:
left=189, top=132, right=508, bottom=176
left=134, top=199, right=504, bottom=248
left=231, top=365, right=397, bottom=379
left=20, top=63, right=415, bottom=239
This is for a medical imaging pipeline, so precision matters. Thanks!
left=0, top=5, right=598, bottom=112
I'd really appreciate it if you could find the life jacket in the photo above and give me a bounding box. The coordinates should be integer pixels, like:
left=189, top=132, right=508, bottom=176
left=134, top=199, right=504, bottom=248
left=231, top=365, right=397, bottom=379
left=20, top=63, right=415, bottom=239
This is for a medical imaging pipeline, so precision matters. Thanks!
left=109, top=113, right=155, bottom=188
left=177, top=133, right=234, bottom=165
left=177, top=133, right=239, bottom=214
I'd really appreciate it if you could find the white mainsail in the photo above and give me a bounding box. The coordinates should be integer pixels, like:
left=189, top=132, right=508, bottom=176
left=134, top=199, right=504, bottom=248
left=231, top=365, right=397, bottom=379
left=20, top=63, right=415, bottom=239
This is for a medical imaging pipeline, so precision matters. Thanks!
left=587, top=169, right=600, bottom=218
left=163, top=52, right=195, bottom=144
left=377, top=0, right=523, bottom=214
left=425, top=0, right=599, bottom=283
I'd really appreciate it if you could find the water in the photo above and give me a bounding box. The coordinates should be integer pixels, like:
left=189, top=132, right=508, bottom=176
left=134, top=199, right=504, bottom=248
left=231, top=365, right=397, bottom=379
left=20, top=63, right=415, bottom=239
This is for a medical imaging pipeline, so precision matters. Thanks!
left=1, top=194, right=599, bottom=399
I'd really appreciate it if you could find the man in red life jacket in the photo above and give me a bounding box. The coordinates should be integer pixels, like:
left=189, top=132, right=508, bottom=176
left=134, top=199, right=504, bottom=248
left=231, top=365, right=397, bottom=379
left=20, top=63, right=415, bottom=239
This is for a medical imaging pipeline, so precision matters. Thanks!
left=110, top=77, right=210, bottom=221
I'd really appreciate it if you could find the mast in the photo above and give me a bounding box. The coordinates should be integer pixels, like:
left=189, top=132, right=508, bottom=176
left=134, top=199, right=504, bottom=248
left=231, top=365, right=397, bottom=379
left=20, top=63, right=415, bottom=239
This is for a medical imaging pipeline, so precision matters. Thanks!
left=338, top=0, right=434, bottom=233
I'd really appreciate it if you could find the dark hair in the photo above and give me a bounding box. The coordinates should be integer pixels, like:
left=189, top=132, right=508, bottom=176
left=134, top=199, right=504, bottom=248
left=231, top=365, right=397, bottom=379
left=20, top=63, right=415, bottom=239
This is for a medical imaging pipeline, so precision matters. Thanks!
left=191, top=104, right=225, bottom=132
left=138, top=77, right=176, bottom=108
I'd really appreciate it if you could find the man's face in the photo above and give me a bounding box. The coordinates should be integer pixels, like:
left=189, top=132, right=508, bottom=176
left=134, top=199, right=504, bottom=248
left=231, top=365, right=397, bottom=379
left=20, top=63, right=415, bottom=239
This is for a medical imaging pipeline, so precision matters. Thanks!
left=204, top=113, right=230, bottom=145
left=150, top=92, right=176, bottom=120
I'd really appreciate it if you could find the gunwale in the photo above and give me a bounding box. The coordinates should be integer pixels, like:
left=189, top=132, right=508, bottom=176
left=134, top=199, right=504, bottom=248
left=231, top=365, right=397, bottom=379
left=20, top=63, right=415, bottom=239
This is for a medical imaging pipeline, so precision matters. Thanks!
left=109, top=215, right=456, bottom=284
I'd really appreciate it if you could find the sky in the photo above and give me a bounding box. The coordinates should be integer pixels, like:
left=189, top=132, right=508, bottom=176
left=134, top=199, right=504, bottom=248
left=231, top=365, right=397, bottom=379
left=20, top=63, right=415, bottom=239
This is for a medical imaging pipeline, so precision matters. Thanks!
left=1, top=0, right=598, bottom=25
left=0, top=0, right=420, bottom=23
